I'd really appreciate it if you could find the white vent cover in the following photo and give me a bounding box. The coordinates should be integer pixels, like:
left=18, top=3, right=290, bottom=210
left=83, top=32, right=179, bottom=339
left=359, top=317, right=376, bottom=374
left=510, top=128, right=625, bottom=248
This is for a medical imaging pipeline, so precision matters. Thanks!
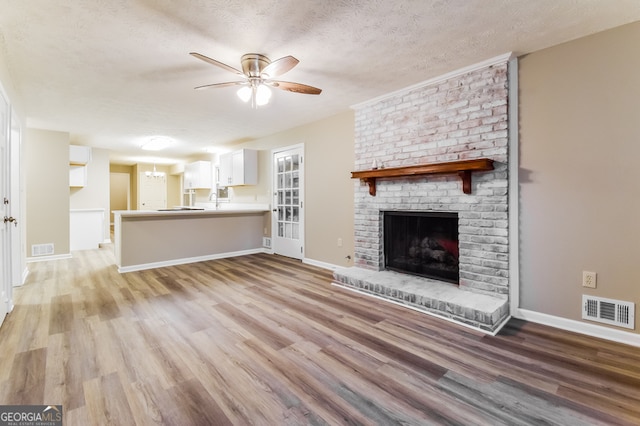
left=263, top=237, right=272, bottom=249
left=31, top=243, right=54, bottom=257
left=582, top=295, right=635, bottom=330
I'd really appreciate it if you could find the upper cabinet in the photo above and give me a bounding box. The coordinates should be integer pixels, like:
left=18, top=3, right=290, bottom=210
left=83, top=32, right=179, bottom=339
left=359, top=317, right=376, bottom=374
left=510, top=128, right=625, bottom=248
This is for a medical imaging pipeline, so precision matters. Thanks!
left=184, top=160, right=213, bottom=189
left=218, top=149, right=258, bottom=186
left=69, top=145, right=91, bottom=187
left=69, top=166, right=87, bottom=187
left=69, top=145, right=92, bottom=165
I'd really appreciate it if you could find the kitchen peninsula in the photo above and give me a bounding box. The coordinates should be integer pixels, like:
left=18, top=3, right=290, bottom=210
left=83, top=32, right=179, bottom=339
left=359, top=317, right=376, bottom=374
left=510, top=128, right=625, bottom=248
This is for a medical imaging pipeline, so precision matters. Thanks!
left=114, top=207, right=269, bottom=272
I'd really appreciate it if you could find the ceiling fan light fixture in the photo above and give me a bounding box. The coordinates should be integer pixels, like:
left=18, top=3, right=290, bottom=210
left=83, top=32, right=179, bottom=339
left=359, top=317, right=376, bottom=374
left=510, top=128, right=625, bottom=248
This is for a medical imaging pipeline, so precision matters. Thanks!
left=255, top=84, right=272, bottom=106
left=192, top=52, right=321, bottom=106
left=237, top=86, right=252, bottom=103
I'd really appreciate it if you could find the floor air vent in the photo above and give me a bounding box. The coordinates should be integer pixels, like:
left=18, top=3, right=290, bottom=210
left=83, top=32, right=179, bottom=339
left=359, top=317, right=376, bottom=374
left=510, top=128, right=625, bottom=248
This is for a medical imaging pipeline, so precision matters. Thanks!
left=31, top=243, right=54, bottom=257
left=582, top=295, right=635, bottom=330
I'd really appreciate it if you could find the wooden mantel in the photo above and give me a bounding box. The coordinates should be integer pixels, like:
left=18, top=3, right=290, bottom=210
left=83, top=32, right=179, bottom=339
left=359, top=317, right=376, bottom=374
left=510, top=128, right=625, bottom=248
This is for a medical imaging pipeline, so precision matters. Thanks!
left=351, top=158, right=494, bottom=196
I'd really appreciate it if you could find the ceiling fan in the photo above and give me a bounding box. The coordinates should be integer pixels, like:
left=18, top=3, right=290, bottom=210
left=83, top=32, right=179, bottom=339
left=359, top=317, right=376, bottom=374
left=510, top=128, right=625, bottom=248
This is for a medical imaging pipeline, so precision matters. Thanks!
left=190, top=52, right=322, bottom=108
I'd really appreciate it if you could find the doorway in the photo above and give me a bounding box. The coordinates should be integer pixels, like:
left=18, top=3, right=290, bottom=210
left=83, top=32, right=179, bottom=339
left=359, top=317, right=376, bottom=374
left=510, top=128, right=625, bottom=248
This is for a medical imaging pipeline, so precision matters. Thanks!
left=110, top=172, right=130, bottom=224
left=271, top=144, right=304, bottom=260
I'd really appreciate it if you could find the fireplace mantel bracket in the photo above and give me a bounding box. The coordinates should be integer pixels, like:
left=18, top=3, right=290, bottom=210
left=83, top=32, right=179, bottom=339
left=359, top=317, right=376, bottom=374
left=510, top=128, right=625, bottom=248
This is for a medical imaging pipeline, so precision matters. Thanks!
left=351, top=158, right=494, bottom=196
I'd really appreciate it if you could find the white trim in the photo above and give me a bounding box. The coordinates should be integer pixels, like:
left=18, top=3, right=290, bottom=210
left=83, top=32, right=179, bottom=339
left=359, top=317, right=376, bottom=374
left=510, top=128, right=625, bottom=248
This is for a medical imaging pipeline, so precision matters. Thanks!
left=508, top=57, right=520, bottom=315
left=351, top=52, right=515, bottom=109
left=514, top=308, right=640, bottom=348
left=26, top=253, right=73, bottom=263
left=333, top=281, right=511, bottom=336
left=271, top=142, right=305, bottom=155
left=117, top=248, right=269, bottom=273
left=303, top=257, right=340, bottom=271
left=18, top=267, right=28, bottom=286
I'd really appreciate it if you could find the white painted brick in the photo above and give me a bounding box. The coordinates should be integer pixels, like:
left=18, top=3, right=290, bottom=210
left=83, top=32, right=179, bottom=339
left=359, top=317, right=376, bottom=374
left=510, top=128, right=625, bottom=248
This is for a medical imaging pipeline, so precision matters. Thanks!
left=352, top=59, right=509, bottom=299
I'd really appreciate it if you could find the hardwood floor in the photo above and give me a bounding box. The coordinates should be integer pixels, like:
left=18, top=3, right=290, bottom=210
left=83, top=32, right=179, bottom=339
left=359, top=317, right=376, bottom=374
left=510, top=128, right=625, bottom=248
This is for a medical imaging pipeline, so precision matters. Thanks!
left=1, top=246, right=639, bottom=425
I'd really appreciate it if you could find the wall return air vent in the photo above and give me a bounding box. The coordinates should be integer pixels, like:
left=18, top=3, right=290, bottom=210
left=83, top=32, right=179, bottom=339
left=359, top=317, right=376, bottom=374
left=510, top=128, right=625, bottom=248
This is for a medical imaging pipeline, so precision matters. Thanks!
left=582, top=295, right=635, bottom=330
left=31, top=243, right=54, bottom=257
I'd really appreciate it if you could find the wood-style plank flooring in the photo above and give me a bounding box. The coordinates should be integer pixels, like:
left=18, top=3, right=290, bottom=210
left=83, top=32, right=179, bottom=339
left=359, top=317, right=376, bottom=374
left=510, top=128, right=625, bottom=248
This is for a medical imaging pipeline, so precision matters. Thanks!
left=1, top=245, right=639, bottom=425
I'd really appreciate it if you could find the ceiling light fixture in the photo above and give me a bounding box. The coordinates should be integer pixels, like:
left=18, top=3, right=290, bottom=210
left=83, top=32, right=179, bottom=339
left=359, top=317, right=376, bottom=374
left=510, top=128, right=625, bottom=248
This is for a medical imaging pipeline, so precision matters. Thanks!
left=145, top=163, right=165, bottom=178
left=141, top=136, right=174, bottom=151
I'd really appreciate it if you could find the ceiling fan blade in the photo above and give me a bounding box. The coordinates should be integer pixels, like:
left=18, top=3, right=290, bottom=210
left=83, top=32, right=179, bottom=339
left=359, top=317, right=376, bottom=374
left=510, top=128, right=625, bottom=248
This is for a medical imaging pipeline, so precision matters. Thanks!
left=194, top=81, right=246, bottom=90
left=270, top=80, right=322, bottom=95
left=261, top=56, right=299, bottom=78
left=190, top=52, right=244, bottom=76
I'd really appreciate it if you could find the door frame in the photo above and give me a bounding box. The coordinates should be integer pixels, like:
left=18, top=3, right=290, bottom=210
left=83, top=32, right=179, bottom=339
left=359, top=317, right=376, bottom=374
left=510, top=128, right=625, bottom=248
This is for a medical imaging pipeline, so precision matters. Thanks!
left=9, top=108, right=23, bottom=288
left=0, top=84, right=15, bottom=326
left=271, top=143, right=305, bottom=260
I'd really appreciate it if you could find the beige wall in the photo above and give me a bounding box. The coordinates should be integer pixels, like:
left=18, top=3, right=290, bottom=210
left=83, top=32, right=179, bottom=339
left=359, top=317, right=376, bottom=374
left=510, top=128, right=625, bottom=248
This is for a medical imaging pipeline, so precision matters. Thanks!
left=109, top=172, right=130, bottom=224
left=110, top=164, right=134, bottom=214
left=25, top=128, right=70, bottom=256
left=70, top=147, right=110, bottom=241
left=223, top=111, right=355, bottom=267
left=519, top=21, right=640, bottom=332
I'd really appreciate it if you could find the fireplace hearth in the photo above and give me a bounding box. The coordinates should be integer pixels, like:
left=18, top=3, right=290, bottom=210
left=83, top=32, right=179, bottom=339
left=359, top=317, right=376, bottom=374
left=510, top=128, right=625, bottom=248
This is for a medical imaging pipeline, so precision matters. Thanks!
left=384, top=211, right=459, bottom=284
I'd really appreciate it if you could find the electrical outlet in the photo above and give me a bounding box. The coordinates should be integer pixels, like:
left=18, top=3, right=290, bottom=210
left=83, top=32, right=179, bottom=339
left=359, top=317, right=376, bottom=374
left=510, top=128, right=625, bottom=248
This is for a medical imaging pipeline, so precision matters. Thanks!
left=582, top=271, right=597, bottom=288
left=337, top=238, right=343, bottom=247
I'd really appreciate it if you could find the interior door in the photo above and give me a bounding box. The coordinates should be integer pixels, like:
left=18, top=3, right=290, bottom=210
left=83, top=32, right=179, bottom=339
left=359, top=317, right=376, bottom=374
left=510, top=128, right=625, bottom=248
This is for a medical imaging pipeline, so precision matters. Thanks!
left=0, top=90, right=10, bottom=325
left=272, top=145, right=304, bottom=260
left=139, top=172, right=166, bottom=210
left=10, top=111, right=22, bottom=287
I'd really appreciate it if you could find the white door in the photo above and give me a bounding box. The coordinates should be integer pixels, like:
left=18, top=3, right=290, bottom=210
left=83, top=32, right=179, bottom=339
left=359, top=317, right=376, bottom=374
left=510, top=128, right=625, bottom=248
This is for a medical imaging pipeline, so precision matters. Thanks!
left=139, top=172, right=167, bottom=210
left=0, top=90, right=10, bottom=325
left=9, top=111, right=22, bottom=287
left=272, top=145, right=304, bottom=259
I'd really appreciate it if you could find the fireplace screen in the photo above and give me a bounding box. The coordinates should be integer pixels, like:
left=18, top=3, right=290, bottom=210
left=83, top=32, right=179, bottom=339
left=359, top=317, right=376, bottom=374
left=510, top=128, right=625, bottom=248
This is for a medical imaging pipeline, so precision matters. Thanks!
left=383, top=211, right=459, bottom=284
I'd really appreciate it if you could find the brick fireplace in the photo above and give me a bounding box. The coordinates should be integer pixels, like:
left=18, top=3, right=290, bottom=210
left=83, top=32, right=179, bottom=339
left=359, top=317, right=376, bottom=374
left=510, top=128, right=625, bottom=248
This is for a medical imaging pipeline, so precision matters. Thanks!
left=333, top=55, right=512, bottom=333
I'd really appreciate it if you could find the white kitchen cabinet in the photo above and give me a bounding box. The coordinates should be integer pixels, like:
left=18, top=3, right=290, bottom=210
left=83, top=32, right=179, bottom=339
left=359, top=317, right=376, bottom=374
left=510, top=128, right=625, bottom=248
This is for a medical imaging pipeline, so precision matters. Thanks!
left=69, top=145, right=92, bottom=165
left=70, top=165, right=87, bottom=187
left=218, top=149, right=258, bottom=186
left=184, top=160, right=213, bottom=189
left=69, top=145, right=91, bottom=187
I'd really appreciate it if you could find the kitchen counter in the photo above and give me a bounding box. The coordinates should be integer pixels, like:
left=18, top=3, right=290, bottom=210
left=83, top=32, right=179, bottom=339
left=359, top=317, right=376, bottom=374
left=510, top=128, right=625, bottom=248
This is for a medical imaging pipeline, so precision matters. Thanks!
left=116, top=208, right=268, bottom=218
left=114, top=207, right=270, bottom=272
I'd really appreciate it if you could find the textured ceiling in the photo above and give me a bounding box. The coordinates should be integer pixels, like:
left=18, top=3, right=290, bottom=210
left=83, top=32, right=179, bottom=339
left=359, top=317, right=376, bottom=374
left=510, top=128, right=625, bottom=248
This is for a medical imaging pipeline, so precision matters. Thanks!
left=1, top=1, right=639, bottom=164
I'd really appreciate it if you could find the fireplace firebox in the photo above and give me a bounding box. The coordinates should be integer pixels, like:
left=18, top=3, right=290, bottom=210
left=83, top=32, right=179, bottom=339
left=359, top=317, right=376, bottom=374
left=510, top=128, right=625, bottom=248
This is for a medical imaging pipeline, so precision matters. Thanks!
left=383, top=211, right=459, bottom=284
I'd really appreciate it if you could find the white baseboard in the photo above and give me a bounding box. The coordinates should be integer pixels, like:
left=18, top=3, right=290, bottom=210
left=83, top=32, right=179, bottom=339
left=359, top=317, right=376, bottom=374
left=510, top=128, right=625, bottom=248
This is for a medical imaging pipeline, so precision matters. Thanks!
left=118, top=248, right=269, bottom=273
left=303, top=257, right=341, bottom=271
left=17, top=267, right=29, bottom=287
left=26, top=253, right=72, bottom=263
left=514, top=308, right=640, bottom=348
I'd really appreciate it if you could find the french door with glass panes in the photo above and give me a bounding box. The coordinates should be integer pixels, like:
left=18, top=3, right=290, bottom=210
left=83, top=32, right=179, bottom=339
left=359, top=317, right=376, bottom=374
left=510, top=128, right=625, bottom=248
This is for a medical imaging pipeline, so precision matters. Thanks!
left=272, top=145, right=304, bottom=259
